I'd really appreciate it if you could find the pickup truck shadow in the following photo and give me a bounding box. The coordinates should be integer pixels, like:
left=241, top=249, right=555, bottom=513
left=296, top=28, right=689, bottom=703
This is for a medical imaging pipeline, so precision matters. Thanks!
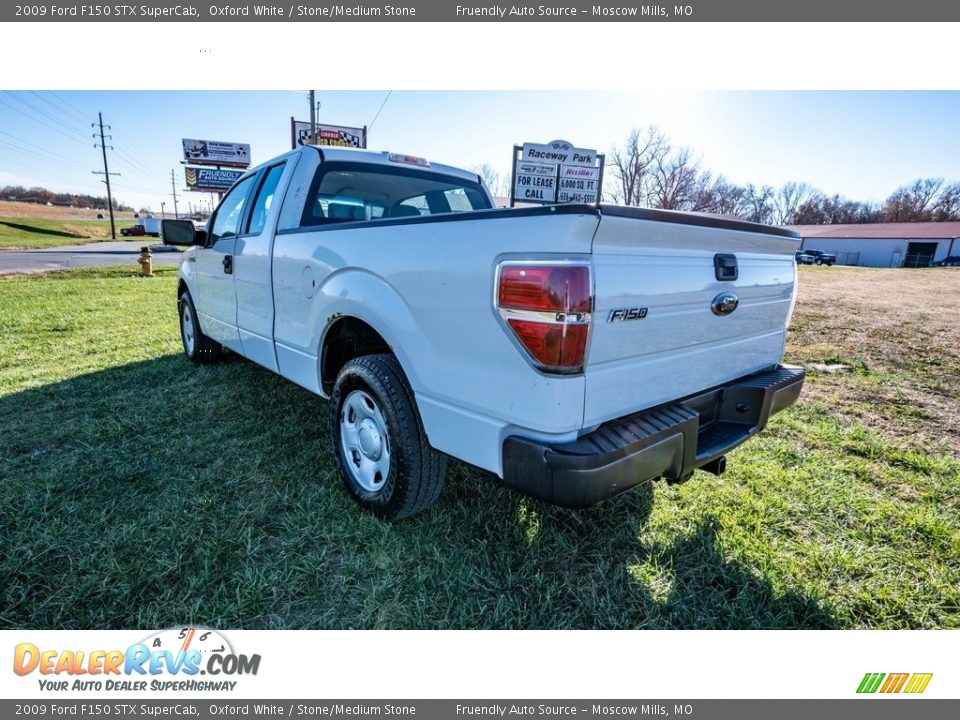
left=0, top=220, right=84, bottom=239
left=444, top=467, right=838, bottom=629
left=1, top=355, right=835, bottom=630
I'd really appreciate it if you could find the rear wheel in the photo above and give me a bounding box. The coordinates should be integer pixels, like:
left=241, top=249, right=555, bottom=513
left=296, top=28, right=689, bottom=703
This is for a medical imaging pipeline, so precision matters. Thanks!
left=815, top=258, right=823, bottom=265
left=329, top=354, right=446, bottom=520
left=179, top=290, right=222, bottom=364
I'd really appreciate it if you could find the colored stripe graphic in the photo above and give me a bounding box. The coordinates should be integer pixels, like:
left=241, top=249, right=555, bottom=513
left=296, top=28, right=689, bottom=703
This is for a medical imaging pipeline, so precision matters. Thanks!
left=857, top=673, right=885, bottom=693
left=904, top=673, right=933, bottom=694
left=880, top=673, right=909, bottom=693
left=857, top=672, right=932, bottom=694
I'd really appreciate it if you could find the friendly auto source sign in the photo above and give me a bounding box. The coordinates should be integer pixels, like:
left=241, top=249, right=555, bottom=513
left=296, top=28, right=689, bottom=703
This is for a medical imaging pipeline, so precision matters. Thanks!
left=182, top=138, right=251, bottom=168
left=292, top=119, right=367, bottom=149
left=184, top=167, right=244, bottom=192
left=512, top=140, right=604, bottom=205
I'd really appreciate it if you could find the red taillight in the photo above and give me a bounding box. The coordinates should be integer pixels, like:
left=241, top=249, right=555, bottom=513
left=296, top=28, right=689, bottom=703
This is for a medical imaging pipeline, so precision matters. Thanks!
left=496, top=264, right=592, bottom=373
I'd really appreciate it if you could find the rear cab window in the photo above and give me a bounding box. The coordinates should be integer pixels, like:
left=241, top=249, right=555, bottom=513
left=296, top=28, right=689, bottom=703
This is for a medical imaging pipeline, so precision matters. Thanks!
left=299, top=162, right=492, bottom=227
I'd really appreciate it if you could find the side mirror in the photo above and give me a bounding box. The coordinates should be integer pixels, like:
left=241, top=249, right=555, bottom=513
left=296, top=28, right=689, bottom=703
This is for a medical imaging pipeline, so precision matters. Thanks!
left=161, top=219, right=205, bottom=246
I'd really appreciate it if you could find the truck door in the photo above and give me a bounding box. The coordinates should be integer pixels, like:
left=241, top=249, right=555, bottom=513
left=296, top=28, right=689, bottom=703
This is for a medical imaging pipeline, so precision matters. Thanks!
left=194, top=174, right=256, bottom=351
left=233, top=159, right=294, bottom=372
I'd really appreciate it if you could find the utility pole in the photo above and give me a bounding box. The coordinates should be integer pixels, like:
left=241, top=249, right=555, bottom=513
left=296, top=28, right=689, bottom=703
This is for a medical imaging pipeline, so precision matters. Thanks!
left=309, top=90, right=316, bottom=144
left=170, top=169, right=180, bottom=219
left=92, top=112, right=120, bottom=239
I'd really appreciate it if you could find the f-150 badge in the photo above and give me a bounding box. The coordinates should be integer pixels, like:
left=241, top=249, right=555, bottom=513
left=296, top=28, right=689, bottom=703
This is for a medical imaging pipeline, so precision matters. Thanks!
left=608, top=307, right=648, bottom=322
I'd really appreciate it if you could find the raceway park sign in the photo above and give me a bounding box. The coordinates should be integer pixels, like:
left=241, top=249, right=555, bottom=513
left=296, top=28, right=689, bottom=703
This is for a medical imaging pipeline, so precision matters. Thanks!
left=291, top=119, right=367, bottom=149
left=511, top=140, right=604, bottom=205
left=185, top=167, right=245, bottom=192
left=182, top=138, right=251, bottom=168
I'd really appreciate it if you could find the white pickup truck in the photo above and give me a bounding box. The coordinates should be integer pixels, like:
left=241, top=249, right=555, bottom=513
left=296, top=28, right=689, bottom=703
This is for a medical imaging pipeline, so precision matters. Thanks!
left=163, top=145, right=804, bottom=519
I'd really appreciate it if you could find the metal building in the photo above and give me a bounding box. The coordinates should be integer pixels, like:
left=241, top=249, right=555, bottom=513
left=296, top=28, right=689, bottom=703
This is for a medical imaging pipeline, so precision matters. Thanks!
left=789, top=222, right=960, bottom=267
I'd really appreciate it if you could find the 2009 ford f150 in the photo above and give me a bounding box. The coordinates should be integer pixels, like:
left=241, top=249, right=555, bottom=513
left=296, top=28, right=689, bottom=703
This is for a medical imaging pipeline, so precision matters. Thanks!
left=163, top=145, right=804, bottom=519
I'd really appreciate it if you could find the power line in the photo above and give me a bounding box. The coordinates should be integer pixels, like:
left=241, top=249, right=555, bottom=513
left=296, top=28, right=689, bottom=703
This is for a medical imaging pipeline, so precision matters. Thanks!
left=368, top=90, right=393, bottom=130
left=109, top=174, right=165, bottom=195
left=2, top=94, right=162, bottom=206
left=0, top=127, right=83, bottom=158
left=0, top=155, right=92, bottom=187
left=28, top=91, right=91, bottom=136
left=0, top=96, right=93, bottom=146
left=49, top=91, right=104, bottom=129
left=47, top=91, right=95, bottom=120
left=0, top=134, right=91, bottom=171
left=110, top=137, right=157, bottom=177
left=2, top=91, right=90, bottom=142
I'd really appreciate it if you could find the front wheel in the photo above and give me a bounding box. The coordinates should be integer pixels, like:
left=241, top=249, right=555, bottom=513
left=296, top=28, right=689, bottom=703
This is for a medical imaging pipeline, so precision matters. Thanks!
left=329, top=354, right=446, bottom=520
left=179, top=290, right=222, bottom=364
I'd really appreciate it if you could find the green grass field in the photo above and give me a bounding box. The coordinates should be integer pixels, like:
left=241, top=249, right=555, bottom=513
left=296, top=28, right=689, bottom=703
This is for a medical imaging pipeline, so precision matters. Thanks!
left=1, top=266, right=958, bottom=629
left=0, top=216, right=137, bottom=249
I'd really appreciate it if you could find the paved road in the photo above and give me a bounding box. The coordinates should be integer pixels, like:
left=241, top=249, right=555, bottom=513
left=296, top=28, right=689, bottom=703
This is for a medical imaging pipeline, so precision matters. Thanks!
left=0, top=241, right=182, bottom=275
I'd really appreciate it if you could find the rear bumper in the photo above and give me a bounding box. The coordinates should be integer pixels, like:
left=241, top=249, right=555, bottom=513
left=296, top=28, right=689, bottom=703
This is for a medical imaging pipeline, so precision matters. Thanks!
left=501, top=364, right=804, bottom=508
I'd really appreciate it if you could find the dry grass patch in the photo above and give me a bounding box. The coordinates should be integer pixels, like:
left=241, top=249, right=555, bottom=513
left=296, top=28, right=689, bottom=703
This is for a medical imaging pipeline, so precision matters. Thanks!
left=789, top=266, right=960, bottom=457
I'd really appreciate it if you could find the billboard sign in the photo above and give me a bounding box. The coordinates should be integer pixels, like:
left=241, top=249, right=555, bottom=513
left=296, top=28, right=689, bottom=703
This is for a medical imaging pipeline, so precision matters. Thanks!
left=184, top=167, right=245, bottom=193
left=291, top=119, right=367, bottom=149
left=511, top=140, right=604, bottom=206
left=182, top=139, right=251, bottom=168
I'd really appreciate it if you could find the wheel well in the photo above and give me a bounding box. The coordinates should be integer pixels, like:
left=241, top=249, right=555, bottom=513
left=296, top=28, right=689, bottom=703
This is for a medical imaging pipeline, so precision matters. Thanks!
left=177, top=279, right=188, bottom=299
left=321, top=317, right=392, bottom=394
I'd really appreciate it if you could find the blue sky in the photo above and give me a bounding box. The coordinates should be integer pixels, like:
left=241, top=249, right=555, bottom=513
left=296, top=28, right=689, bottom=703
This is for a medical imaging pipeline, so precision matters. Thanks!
left=1, top=90, right=959, bottom=211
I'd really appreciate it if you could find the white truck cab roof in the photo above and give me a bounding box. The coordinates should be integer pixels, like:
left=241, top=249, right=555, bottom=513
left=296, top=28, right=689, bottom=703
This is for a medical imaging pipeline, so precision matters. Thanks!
left=300, top=145, right=482, bottom=185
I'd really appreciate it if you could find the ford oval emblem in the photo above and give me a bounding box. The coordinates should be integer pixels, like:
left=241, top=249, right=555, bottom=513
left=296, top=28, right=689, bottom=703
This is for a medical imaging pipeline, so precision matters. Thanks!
left=711, top=292, right=739, bottom=316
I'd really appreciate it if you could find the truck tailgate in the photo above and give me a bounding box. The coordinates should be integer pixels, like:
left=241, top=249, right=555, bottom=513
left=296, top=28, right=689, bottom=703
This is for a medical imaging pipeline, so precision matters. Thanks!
left=584, top=207, right=800, bottom=428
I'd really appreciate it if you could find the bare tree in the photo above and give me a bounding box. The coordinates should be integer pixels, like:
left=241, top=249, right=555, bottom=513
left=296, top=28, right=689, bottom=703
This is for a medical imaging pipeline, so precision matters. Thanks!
left=710, top=176, right=751, bottom=216
left=931, top=182, right=960, bottom=221
left=649, top=146, right=701, bottom=210
left=770, top=182, right=817, bottom=225
left=742, top=184, right=775, bottom=224
left=470, top=163, right=510, bottom=199
left=687, top=171, right=716, bottom=212
left=608, top=126, right=667, bottom=206
left=882, top=178, right=945, bottom=222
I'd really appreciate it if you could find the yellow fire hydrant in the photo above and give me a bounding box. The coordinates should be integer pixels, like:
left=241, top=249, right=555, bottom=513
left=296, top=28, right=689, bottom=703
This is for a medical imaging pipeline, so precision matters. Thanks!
left=138, top=246, right=154, bottom=277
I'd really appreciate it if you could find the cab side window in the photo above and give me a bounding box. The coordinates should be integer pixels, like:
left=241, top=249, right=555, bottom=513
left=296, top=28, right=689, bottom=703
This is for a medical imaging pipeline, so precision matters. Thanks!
left=209, top=175, right=255, bottom=244
left=246, top=163, right=286, bottom=236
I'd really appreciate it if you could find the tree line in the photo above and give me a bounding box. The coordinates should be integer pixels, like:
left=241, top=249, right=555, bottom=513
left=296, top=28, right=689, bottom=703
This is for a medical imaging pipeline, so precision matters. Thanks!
left=1, top=185, right=132, bottom=211
left=606, top=127, right=960, bottom=225
left=477, top=127, right=960, bottom=225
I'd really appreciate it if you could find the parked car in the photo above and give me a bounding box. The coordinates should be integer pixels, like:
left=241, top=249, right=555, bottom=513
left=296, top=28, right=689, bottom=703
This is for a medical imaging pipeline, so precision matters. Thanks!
left=120, top=224, right=145, bottom=237
left=795, top=250, right=815, bottom=265
left=162, top=146, right=804, bottom=519
left=805, top=249, right=837, bottom=265
left=933, top=256, right=960, bottom=267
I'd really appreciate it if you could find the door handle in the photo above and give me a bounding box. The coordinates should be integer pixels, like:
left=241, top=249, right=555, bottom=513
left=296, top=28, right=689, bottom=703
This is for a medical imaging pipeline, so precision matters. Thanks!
left=222, top=255, right=233, bottom=275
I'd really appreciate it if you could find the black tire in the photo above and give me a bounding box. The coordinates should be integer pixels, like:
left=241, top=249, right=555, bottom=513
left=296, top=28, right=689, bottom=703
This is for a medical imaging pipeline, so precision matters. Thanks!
left=329, top=354, right=446, bottom=520
left=815, top=258, right=823, bottom=265
left=178, top=290, right=222, bottom=364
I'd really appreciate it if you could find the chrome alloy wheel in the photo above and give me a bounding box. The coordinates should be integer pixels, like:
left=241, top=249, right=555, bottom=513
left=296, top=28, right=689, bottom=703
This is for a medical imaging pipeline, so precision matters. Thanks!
left=181, top=303, right=195, bottom=355
left=340, top=389, right=391, bottom=492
